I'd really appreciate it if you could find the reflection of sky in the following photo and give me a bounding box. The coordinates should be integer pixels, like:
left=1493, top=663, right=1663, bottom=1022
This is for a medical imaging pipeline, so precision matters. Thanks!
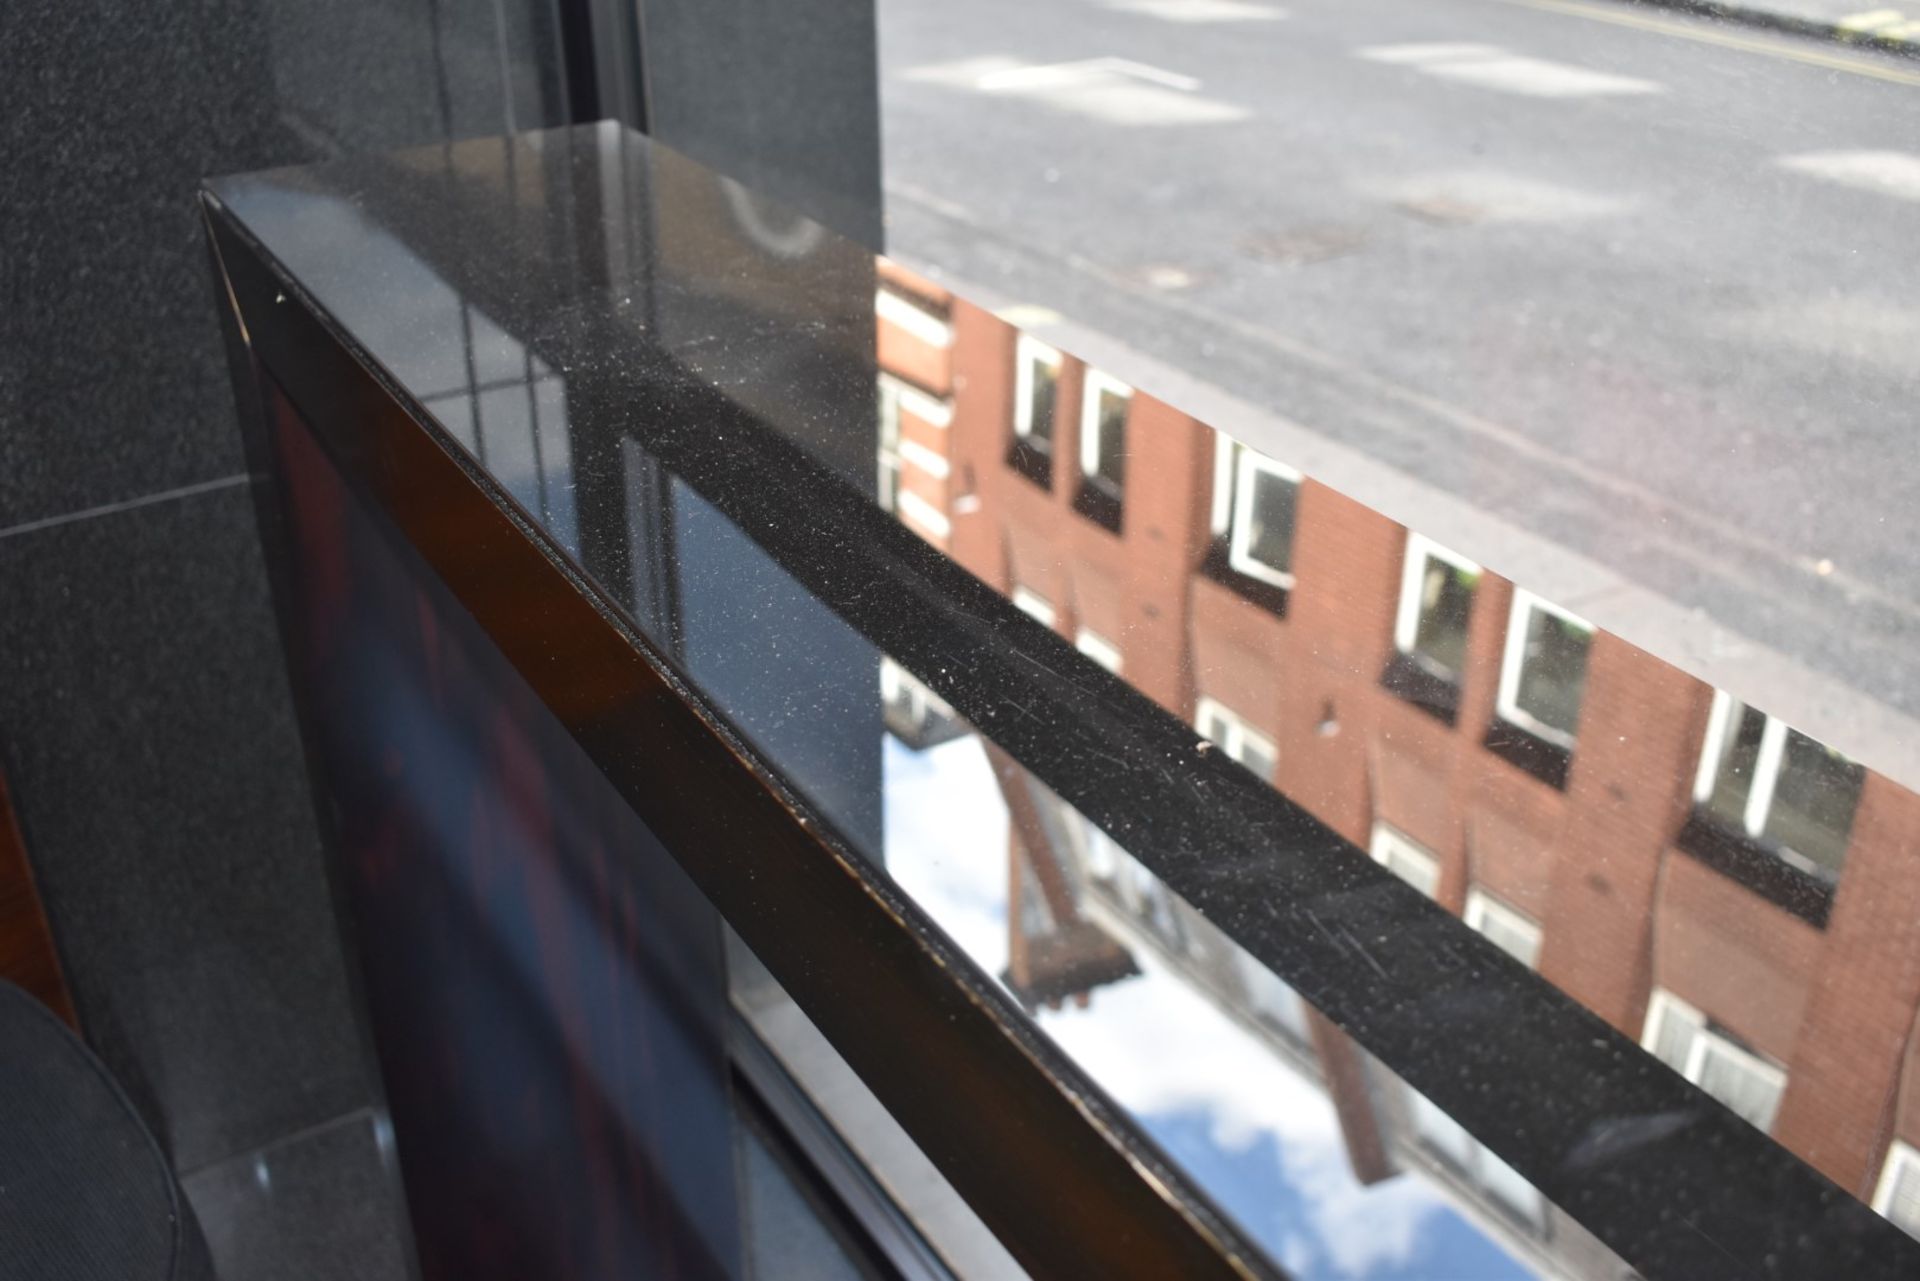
left=882, top=733, right=1533, bottom=1281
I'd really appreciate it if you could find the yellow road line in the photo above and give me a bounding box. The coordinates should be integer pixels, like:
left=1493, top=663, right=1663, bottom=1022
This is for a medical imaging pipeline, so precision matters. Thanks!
left=1493, top=0, right=1920, bottom=86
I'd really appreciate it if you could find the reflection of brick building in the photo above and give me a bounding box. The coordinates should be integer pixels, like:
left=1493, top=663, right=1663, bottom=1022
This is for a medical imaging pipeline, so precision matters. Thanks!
left=870, top=262, right=1920, bottom=1239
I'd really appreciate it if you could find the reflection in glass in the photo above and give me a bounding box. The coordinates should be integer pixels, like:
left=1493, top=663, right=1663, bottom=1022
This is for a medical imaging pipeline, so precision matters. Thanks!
left=1014, top=335, right=1061, bottom=455
left=1397, top=535, right=1481, bottom=683
left=1406, top=1088, right=1545, bottom=1229
left=1877, top=1142, right=1920, bottom=1241
left=1464, top=890, right=1543, bottom=970
left=1079, top=369, right=1130, bottom=497
left=1229, top=449, right=1301, bottom=590
left=1695, top=693, right=1863, bottom=879
left=1370, top=823, right=1441, bottom=899
left=877, top=376, right=903, bottom=513
left=880, top=725, right=1593, bottom=1278
left=1642, top=991, right=1786, bottom=1133
left=1498, top=592, right=1593, bottom=747
left=1195, top=697, right=1278, bottom=782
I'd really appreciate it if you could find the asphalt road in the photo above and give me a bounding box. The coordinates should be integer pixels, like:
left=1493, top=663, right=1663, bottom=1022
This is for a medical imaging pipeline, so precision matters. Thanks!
left=877, top=0, right=1920, bottom=723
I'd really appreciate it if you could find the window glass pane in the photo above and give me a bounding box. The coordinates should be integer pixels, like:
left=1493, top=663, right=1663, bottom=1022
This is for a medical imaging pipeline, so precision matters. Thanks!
left=1477, top=1146, right=1545, bottom=1227
left=1649, top=999, right=1701, bottom=1075
left=1887, top=1154, right=1920, bottom=1237
left=1412, top=554, right=1477, bottom=678
left=1703, top=702, right=1767, bottom=833
left=877, top=380, right=901, bottom=449
left=1513, top=607, right=1592, bottom=739
left=1024, top=355, right=1057, bottom=448
left=1693, top=1040, right=1784, bottom=1132
left=1238, top=734, right=1277, bottom=783
left=1235, top=948, right=1311, bottom=1045
left=1763, top=729, right=1863, bottom=877
left=1234, top=461, right=1297, bottom=582
left=1470, top=897, right=1542, bottom=969
left=1091, top=387, right=1128, bottom=489
left=1409, top=1089, right=1476, bottom=1170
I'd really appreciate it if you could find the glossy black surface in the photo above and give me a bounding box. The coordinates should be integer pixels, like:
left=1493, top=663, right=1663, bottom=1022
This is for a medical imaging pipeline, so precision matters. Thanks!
left=207, top=124, right=1920, bottom=1279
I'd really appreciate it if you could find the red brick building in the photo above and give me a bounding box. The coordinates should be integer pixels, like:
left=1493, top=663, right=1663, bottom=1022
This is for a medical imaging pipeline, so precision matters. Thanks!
left=872, top=262, right=1920, bottom=1240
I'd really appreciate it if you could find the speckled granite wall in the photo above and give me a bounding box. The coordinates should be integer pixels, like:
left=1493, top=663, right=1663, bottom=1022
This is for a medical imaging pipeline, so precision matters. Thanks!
left=0, top=2, right=565, bottom=1275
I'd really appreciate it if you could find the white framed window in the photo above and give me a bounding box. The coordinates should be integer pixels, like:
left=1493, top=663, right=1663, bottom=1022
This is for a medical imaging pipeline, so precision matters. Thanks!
left=1369, top=822, right=1441, bottom=899
left=1463, top=888, right=1543, bottom=969
left=1210, top=435, right=1301, bottom=590
left=1080, top=816, right=1124, bottom=881
left=1195, top=696, right=1278, bottom=781
left=1495, top=590, right=1595, bottom=749
left=879, top=657, right=962, bottom=747
left=1394, top=533, right=1482, bottom=683
left=1011, top=586, right=1057, bottom=628
left=1075, top=627, right=1123, bottom=674
left=881, top=371, right=953, bottom=430
left=1873, top=1140, right=1920, bottom=1239
left=1642, top=990, right=1787, bottom=1133
left=1013, top=335, right=1062, bottom=450
left=874, top=286, right=953, bottom=347
left=1079, top=368, right=1132, bottom=493
left=1692, top=690, right=1863, bottom=880
left=1234, top=946, right=1312, bottom=1046
left=1406, top=1087, right=1545, bottom=1229
left=876, top=377, right=903, bottom=514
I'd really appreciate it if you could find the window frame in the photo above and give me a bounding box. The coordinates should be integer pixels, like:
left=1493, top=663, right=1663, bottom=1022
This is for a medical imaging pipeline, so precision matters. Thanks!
left=1463, top=888, right=1543, bottom=969
left=1641, top=989, right=1787, bottom=1133
left=878, top=369, right=953, bottom=430
left=1368, top=821, right=1441, bottom=899
left=1393, top=532, right=1482, bottom=676
left=1078, top=368, right=1133, bottom=489
left=1691, top=691, right=1858, bottom=874
left=1494, top=588, right=1595, bottom=750
left=1194, top=695, right=1277, bottom=781
left=1873, top=1140, right=1920, bottom=1237
left=1013, top=335, right=1063, bottom=448
left=875, top=285, right=953, bottom=348
left=1225, top=446, right=1302, bottom=591
left=876, top=376, right=903, bottom=514
left=1011, top=585, right=1057, bottom=629
left=1075, top=627, right=1124, bottom=674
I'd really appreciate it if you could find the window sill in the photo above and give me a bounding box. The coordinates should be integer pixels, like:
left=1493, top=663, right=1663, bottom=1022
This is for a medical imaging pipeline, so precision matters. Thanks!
left=1072, top=480, right=1124, bottom=534
left=1673, top=809, right=1837, bottom=929
left=1199, top=540, right=1291, bottom=617
left=1006, top=437, right=1052, bottom=490
left=1483, top=719, right=1572, bottom=790
left=1380, top=650, right=1459, bottom=726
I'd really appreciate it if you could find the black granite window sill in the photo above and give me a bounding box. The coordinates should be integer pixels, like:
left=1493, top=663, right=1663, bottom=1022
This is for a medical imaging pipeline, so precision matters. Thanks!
left=1673, top=809, right=1837, bottom=929
left=1483, top=719, right=1572, bottom=790
left=1072, top=479, right=1124, bottom=534
left=1380, top=650, right=1459, bottom=726
left=1007, top=438, right=1052, bottom=490
left=1198, top=540, right=1291, bottom=618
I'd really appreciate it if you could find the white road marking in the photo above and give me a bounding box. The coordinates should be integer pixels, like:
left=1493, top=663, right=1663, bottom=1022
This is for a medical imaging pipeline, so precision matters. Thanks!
left=1099, top=0, right=1286, bottom=22
left=1375, top=171, right=1636, bottom=223
left=1358, top=42, right=1504, bottom=64
left=903, top=55, right=1248, bottom=125
left=1779, top=150, right=1920, bottom=203
left=1357, top=42, right=1662, bottom=97
left=1720, top=296, right=1920, bottom=375
left=978, top=56, right=1199, bottom=92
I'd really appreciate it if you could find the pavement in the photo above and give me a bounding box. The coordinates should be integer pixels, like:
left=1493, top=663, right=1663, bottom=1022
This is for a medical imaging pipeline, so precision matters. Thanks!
left=877, top=0, right=1920, bottom=764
